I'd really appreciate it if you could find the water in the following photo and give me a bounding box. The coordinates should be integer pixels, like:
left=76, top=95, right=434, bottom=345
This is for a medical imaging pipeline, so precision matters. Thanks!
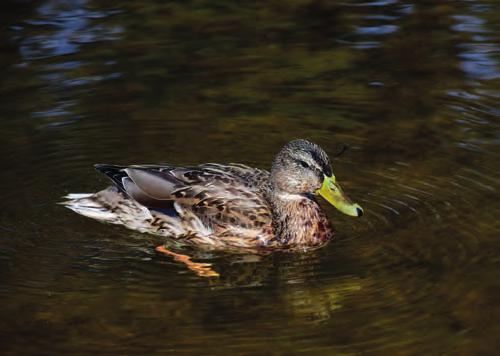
left=1, top=0, right=499, bottom=354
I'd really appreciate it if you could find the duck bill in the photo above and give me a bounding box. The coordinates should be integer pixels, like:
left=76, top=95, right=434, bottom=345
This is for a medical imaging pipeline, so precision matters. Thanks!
left=317, top=175, right=363, bottom=217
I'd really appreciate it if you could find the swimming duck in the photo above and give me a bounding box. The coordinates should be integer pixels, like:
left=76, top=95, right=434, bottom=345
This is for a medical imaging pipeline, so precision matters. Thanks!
left=63, top=139, right=362, bottom=275
left=64, top=139, right=362, bottom=249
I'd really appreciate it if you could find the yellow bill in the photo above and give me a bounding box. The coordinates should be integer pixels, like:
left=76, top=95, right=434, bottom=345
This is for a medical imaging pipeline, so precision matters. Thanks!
left=317, top=175, right=363, bottom=217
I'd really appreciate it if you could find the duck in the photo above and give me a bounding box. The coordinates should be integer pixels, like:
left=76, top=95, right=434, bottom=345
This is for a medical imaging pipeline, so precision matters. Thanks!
left=63, top=139, right=363, bottom=275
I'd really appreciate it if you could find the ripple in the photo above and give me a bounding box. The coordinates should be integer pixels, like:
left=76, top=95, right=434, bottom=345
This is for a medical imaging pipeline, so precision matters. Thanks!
left=355, top=24, right=399, bottom=36
left=1, top=0, right=499, bottom=353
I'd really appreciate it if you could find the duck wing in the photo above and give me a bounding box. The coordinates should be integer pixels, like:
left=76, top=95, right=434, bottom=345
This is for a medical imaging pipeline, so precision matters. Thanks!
left=94, top=163, right=272, bottom=231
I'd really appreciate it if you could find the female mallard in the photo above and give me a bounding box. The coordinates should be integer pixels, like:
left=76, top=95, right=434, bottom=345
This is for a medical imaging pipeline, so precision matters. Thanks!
left=64, top=139, right=362, bottom=274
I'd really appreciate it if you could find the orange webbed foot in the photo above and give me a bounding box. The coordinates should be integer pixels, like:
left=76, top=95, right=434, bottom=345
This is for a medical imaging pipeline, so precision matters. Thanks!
left=155, top=245, right=219, bottom=277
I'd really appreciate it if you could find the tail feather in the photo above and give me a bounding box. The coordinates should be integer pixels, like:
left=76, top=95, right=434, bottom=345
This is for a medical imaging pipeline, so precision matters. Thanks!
left=62, top=186, right=152, bottom=223
left=94, top=164, right=128, bottom=193
left=61, top=186, right=211, bottom=238
left=64, top=202, right=118, bottom=221
left=61, top=187, right=129, bottom=224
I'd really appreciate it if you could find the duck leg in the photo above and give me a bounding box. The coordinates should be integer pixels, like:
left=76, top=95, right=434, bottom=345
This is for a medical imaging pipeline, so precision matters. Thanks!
left=155, top=245, right=219, bottom=277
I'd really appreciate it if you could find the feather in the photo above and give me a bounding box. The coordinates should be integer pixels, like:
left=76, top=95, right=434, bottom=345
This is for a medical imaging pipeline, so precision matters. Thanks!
left=125, top=168, right=178, bottom=199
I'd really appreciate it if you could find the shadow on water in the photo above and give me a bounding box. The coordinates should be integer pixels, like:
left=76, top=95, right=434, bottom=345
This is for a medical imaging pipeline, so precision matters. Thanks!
left=0, top=0, right=499, bottom=354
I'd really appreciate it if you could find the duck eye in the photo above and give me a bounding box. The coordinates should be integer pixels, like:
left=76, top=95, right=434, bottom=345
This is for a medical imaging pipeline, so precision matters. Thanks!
left=298, top=160, right=309, bottom=169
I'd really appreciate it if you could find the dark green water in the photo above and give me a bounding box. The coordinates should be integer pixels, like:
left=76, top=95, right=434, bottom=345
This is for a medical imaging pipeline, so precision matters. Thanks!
left=1, top=0, right=499, bottom=354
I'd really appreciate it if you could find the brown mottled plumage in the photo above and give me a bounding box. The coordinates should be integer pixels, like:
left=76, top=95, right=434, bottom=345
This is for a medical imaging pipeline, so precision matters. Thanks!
left=63, top=139, right=362, bottom=252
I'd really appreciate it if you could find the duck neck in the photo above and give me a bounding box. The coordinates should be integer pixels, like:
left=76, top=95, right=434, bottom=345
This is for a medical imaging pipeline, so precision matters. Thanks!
left=267, top=190, right=333, bottom=247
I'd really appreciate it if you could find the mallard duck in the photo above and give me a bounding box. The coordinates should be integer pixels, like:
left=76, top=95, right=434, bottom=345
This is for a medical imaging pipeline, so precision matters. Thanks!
left=63, top=139, right=362, bottom=253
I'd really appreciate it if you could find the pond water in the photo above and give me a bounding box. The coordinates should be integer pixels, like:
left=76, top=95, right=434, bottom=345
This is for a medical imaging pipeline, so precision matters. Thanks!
left=1, top=0, right=499, bottom=354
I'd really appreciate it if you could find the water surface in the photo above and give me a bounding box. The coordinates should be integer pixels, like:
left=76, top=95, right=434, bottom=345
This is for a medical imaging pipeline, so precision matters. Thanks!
left=1, top=0, right=499, bottom=354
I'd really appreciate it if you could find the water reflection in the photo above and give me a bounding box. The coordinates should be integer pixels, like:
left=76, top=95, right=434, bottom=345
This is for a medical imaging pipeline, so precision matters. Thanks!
left=453, top=12, right=500, bottom=80
left=19, top=0, right=122, bottom=60
left=0, top=0, right=499, bottom=354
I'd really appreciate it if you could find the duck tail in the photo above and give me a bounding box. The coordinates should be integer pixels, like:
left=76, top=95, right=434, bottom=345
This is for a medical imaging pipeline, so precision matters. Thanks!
left=61, top=189, right=117, bottom=223
left=61, top=187, right=211, bottom=239
left=61, top=186, right=151, bottom=226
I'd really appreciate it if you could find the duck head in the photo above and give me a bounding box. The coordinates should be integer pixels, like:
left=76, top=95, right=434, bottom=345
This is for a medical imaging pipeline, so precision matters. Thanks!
left=270, top=139, right=363, bottom=217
